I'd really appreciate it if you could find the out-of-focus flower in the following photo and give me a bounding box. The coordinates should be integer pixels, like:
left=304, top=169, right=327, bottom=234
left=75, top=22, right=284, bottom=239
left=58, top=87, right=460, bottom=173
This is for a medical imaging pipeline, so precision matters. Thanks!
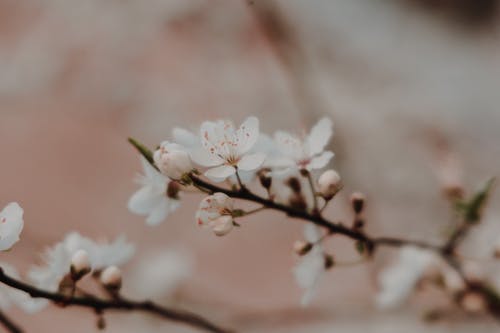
left=195, top=193, right=234, bottom=236
left=317, top=169, right=342, bottom=200
left=270, top=118, right=334, bottom=171
left=0, top=262, right=45, bottom=313
left=191, top=117, right=265, bottom=181
left=293, top=224, right=326, bottom=306
left=376, top=246, right=436, bottom=309
left=28, top=232, right=134, bottom=292
left=0, top=202, right=24, bottom=251
left=128, top=157, right=180, bottom=226
left=70, top=249, right=91, bottom=280
left=100, top=266, right=122, bottom=291
left=153, top=141, right=193, bottom=180
left=128, top=250, right=193, bottom=299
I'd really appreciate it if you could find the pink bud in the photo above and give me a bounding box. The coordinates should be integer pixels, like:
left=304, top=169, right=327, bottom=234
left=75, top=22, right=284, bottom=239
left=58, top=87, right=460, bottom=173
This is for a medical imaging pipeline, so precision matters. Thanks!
left=153, top=142, right=192, bottom=180
left=318, top=170, right=341, bottom=200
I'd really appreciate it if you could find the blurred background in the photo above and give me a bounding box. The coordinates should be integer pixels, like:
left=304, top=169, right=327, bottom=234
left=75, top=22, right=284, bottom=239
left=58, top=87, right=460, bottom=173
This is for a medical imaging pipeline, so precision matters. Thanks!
left=1, top=0, right=500, bottom=332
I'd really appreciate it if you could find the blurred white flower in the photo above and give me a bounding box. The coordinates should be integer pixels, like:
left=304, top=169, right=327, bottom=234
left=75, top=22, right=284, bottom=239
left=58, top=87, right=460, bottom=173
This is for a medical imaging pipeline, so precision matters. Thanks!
left=128, top=157, right=180, bottom=226
left=270, top=118, right=334, bottom=171
left=0, top=262, right=45, bottom=313
left=191, top=117, right=265, bottom=181
left=153, top=141, right=192, bottom=180
left=100, top=266, right=122, bottom=291
left=128, top=250, right=192, bottom=299
left=293, top=224, right=325, bottom=306
left=28, top=232, right=134, bottom=292
left=376, top=246, right=436, bottom=309
left=0, top=202, right=24, bottom=251
left=195, top=193, right=234, bottom=236
left=317, top=169, right=342, bottom=200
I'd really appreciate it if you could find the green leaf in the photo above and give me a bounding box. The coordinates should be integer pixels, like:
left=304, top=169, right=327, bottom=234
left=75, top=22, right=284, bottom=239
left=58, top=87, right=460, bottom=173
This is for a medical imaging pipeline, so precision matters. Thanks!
left=128, top=137, right=158, bottom=171
left=464, top=178, right=495, bottom=224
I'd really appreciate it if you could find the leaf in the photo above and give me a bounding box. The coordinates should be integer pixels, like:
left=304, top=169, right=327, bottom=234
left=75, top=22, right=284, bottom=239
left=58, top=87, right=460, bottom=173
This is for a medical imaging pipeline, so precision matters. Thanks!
left=464, top=178, right=495, bottom=224
left=128, top=137, right=158, bottom=171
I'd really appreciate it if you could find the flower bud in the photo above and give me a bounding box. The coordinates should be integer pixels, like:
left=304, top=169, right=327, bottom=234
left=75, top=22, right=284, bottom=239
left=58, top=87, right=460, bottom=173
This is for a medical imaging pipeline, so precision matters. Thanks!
left=257, top=168, right=272, bottom=189
left=350, top=192, right=366, bottom=214
left=153, top=142, right=192, bottom=180
left=100, top=266, right=122, bottom=292
left=460, top=291, right=487, bottom=314
left=70, top=249, right=91, bottom=280
left=318, top=169, right=341, bottom=200
left=211, top=215, right=234, bottom=236
left=293, top=240, right=313, bottom=256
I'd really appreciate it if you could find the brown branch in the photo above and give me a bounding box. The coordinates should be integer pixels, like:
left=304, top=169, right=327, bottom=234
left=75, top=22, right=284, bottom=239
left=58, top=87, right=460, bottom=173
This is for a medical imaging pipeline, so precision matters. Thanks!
left=0, top=268, right=233, bottom=333
left=0, top=310, right=23, bottom=333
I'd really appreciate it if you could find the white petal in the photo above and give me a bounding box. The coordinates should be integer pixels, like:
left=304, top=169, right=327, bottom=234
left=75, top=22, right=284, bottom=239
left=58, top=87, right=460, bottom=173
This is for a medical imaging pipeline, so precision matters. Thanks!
left=304, top=224, right=322, bottom=243
left=307, top=151, right=334, bottom=170
left=235, top=116, right=259, bottom=154
left=172, top=127, right=199, bottom=149
left=0, top=202, right=24, bottom=251
left=204, top=165, right=236, bottom=181
left=128, top=186, right=163, bottom=215
left=237, top=152, right=266, bottom=171
left=306, top=118, right=333, bottom=156
left=146, top=199, right=172, bottom=226
left=190, top=147, right=224, bottom=167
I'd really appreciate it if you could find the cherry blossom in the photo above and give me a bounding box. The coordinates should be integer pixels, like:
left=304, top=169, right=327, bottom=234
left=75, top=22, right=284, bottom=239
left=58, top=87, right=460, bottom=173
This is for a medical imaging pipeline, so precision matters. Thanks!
left=270, top=117, right=334, bottom=171
left=191, top=117, right=266, bottom=182
left=293, top=224, right=326, bottom=306
left=128, top=157, right=181, bottom=226
left=195, top=193, right=235, bottom=236
left=28, top=232, right=134, bottom=292
left=153, top=141, right=193, bottom=180
left=0, top=202, right=24, bottom=251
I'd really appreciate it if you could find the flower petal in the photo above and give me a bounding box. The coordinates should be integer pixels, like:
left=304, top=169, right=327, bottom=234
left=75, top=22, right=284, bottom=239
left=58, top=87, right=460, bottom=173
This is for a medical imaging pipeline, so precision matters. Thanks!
left=306, top=118, right=333, bottom=156
left=307, top=151, right=334, bottom=170
left=172, top=127, right=199, bottom=149
left=0, top=202, right=24, bottom=251
left=190, top=147, right=224, bottom=167
left=204, top=165, right=236, bottom=182
left=237, top=152, right=266, bottom=171
left=235, top=116, right=259, bottom=154
left=128, top=186, right=163, bottom=215
left=146, top=199, right=172, bottom=226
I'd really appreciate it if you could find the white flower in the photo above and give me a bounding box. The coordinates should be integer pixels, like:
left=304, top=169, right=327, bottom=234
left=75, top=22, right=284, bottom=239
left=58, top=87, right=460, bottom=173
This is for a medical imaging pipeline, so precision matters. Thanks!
left=293, top=224, right=325, bottom=306
left=317, top=169, right=342, bottom=200
left=128, top=157, right=180, bottom=226
left=0, top=202, right=24, bottom=251
left=195, top=193, right=234, bottom=236
left=100, top=266, right=122, bottom=290
left=153, top=141, right=193, bottom=180
left=0, top=262, right=45, bottom=313
left=376, top=246, right=436, bottom=309
left=28, top=232, right=134, bottom=292
left=270, top=118, right=334, bottom=171
left=191, top=117, right=266, bottom=181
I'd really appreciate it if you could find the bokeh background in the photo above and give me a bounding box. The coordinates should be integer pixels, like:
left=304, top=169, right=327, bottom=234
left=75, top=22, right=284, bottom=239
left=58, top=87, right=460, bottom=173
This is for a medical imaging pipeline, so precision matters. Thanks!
left=1, top=0, right=500, bottom=332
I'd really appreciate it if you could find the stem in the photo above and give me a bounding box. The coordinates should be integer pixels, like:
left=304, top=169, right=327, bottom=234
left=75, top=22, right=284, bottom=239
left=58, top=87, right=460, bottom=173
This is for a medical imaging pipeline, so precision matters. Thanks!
left=0, top=310, right=23, bottom=333
left=0, top=269, right=232, bottom=333
left=303, top=170, right=319, bottom=214
left=234, top=168, right=247, bottom=192
left=242, top=206, right=266, bottom=216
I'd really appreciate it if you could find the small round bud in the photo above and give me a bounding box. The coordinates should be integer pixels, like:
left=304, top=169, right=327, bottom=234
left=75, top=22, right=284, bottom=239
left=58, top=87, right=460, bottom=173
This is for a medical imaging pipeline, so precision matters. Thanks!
left=460, top=292, right=487, bottom=314
left=100, top=266, right=122, bottom=291
left=350, top=192, right=366, bottom=214
left=167, top=181, right=181, bottom=199
left=257, top=168, right=272, bottom=189
left=153, top=142, right=192, bottom=180
left=293, top=240, right=313, bottom=256
left=211, top=215, right=234, bottom=237
left=70, top=249, right=91, bottom=280
left=318, top=169, right=342, bottom=200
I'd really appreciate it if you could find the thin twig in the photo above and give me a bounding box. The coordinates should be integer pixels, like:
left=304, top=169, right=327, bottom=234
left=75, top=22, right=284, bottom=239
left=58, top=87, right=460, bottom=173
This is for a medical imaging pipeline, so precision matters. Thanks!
left=0, top=310, right=23, bottom=333
left=0, top=269, right=233, bottom=333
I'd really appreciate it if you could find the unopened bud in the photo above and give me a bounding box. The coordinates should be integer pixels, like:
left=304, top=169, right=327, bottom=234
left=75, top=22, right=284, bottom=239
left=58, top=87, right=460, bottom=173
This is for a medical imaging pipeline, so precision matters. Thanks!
left=460, top=292, right=487, bottom=314
left=293, top=240, right=313, bottom=256
left=211, top=215, right=234, bottom=236
left=100, top=266, right=122, bottom=292
left=257, top=168, right=272, bottom=189
left=318, top=169, right=342, bottom=200
left=153, top=142, right=192, bottom=180
left=350, top=192, right=366, bottom=214
left=70, top=249, right=91, bottom=280
left=166, top=181, right=181, bottom=199
left=324, top=254, right=334, bottom=270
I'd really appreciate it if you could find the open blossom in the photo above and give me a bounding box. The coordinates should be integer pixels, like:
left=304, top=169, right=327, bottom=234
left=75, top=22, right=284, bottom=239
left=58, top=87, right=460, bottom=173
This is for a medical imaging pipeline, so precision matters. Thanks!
left=293, top=224, right=326, bottom=306
left=128, top=157, right=181, bottom=226
left=191, top=116, right=266, bottom=181
left=0, top=202, right=24, bottom=251
left=28, top=232, right=134, bottom=292
left=270, top=117, right=334, bottom=171
left=376, top=246, right=437, bottom=309
left=153, top=141, right=193, bottom=180
left=195, top=193, right=234, bottom=236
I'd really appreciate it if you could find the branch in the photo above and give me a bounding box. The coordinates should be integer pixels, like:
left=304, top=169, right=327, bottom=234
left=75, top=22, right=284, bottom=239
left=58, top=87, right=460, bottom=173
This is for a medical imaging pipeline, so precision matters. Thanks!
left=0, top=310, right=23, bottom=333
left=0, top=269, right=233, bottom=333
